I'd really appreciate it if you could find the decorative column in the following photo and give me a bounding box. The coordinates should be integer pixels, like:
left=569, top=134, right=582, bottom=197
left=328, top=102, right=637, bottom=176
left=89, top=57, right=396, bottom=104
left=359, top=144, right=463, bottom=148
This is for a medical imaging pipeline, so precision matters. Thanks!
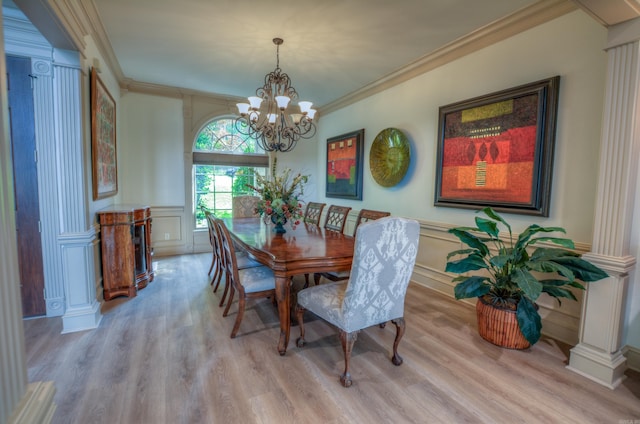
left=0, top=10, right=56, bottom=424
left=568, top=24, right=640, bottom=388
left=53, top=49, right=102, bottom=333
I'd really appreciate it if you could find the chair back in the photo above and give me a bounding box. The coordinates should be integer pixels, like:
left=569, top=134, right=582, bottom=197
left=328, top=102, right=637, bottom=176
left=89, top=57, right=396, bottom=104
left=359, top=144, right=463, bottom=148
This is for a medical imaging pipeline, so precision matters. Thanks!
left=211, top=216, right=245, bottom=296
left=341, top=216, right=419, bottom=332
left=232, top=195, right=260, bottom=218
left=353, top=209, right=391, bottom=236
left=324, top=205, right=352, bottom=233
left=303, top=202, right=326, bottom=225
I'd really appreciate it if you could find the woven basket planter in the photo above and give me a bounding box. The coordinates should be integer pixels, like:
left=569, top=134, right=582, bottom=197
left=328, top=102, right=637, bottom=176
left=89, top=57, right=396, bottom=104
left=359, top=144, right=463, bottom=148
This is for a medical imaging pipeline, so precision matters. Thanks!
left=476, top=296, right=531, bottom=350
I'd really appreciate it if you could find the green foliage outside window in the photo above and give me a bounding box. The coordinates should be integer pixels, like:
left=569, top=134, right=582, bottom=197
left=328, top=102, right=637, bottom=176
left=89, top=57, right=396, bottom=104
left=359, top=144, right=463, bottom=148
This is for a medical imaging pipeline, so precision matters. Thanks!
left=193, top=118, right=267, bottom=228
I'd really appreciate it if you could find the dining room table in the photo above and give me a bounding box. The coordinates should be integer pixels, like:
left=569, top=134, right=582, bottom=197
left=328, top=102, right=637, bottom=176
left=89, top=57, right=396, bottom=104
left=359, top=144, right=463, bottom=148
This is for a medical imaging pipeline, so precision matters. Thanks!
left=223, top=217, right=356, bottom=355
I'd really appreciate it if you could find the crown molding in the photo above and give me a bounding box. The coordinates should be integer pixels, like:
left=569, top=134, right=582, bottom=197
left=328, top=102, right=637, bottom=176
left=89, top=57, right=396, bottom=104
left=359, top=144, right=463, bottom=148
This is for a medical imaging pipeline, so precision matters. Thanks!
left=319, top=0, right=577, bottom=116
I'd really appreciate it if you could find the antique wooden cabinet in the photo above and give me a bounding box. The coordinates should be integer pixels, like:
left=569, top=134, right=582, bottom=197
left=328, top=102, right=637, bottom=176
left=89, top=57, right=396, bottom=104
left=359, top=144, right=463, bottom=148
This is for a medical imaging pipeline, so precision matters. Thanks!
left=97, top=205, right=153, bottom=300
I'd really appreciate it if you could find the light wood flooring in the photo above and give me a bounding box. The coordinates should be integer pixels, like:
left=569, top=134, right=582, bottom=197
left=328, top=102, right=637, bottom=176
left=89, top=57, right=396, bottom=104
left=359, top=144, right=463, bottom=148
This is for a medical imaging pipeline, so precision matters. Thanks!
left=24, top=253, right=640, bottom=423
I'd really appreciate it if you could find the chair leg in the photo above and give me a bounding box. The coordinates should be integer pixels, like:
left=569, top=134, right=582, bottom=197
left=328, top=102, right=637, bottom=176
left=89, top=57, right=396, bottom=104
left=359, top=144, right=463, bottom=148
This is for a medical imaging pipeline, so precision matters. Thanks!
left=313, top=273, right=321, bottom=286
left=303, top=273, right=310, bottom=289
left=391, top=318, right=405, bottom=366
left=211, top=260, right=222, bottom=290
left=295, top=305, right=306, bottom=347
left=339, top=330, right=358, bottom=387
left=223, top=285, right=235, bottom=317
left=230, top=297, right=246, bottom=338
left=208, top=255, right=215, bottom=276
left=219, top=273, right=230, bottom=307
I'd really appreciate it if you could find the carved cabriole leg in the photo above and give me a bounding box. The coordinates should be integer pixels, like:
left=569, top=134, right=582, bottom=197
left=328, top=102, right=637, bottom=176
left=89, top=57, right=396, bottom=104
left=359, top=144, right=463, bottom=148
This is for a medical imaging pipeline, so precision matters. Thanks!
left=295, top=304, right=306, bottom=348
left=391, top=318, right=405, bottom=366
left=340, top=330, right=359, bottom=387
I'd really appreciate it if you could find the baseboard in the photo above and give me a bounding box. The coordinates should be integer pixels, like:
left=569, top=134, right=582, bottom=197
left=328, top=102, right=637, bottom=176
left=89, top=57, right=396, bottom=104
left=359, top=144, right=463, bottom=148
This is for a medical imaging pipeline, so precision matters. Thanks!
left=8, top=381, right=56, bottom=424
left=624, top=345, right=640, bottom=372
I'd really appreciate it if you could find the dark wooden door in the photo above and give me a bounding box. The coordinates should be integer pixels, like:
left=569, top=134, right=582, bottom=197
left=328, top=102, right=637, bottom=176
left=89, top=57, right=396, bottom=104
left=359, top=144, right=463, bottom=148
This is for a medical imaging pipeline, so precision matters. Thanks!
left=7, top=55, right=46, bottom=317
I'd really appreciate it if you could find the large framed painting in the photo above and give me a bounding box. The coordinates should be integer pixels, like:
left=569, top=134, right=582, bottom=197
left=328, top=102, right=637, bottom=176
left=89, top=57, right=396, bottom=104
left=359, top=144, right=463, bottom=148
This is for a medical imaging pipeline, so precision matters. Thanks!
left=326, top=129, right=364, bottom=200
left=91, top=67, right=118, bottom=200
left=434, top=76, right=560, bottom=216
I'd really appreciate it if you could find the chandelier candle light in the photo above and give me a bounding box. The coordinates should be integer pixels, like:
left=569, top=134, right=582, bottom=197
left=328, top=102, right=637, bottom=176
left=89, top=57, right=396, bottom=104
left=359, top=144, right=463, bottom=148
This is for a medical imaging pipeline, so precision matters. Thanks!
left=235, top=38, right=317, bottom=152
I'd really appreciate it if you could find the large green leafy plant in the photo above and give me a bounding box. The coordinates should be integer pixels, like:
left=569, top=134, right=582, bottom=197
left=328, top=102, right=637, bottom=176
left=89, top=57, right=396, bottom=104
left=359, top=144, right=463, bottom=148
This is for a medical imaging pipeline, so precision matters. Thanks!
left=445, top=207, right=608, bottom=345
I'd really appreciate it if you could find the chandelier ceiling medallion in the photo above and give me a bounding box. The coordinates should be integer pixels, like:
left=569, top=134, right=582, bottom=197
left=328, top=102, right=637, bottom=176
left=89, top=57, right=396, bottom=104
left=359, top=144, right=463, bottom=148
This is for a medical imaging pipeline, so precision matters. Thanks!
left=235, top=38, right=317, bottom=153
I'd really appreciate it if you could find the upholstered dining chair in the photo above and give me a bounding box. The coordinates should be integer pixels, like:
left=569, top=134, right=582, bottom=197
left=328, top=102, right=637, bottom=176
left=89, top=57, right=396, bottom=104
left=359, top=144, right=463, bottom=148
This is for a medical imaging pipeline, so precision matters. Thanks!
left=214, top=217, right=277, bottom=338
left=313, top=208, right=391, bottom=286
left=232, top=195, right=261, bottom=218
left=303, top=202, right=326, bottom=226
left=210, top=215, right=262, bottom=308
left=295, top=216, right=419, bottom=387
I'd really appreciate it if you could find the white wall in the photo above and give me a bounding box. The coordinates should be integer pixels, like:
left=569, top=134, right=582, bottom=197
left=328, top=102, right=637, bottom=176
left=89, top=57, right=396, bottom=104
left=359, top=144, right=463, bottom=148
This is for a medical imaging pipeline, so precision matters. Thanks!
left=119, top=93, right=184, bottom=206
left=315, top=10, right=607, bottom=243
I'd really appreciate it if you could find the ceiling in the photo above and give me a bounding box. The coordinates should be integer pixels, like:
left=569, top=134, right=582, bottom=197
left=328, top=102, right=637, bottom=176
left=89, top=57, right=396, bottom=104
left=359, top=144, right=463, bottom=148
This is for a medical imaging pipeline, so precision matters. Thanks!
left=8, top=0, right=640, bottom=110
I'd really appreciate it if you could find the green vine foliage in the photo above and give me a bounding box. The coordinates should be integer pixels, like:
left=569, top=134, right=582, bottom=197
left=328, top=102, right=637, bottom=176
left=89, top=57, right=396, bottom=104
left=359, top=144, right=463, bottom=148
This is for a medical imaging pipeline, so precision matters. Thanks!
left=445, top=207, right=608, bottom=345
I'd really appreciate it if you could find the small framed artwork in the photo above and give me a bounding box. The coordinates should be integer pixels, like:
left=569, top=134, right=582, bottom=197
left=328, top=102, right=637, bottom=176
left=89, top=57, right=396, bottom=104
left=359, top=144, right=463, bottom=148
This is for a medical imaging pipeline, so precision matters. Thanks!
left=326, top=129, right=364, bottom=200
left=91, top=67, right=118, bottom=200
left=434, top=76, right=560, bottom=216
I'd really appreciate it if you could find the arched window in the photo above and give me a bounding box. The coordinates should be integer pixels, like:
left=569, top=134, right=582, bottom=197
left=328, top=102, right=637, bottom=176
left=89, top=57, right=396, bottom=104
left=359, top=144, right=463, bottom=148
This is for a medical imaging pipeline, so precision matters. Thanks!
left=193, top=117, right=268, bottom=228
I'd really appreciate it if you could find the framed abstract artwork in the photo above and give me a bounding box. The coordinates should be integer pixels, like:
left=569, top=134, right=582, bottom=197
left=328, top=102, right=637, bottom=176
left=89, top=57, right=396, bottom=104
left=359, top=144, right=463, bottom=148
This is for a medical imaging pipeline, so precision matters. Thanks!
left=434, top=76, right=560, bottom=216
left=326, top=129, right=364, bottom=200
left=91, top=67, right=118, bottom=200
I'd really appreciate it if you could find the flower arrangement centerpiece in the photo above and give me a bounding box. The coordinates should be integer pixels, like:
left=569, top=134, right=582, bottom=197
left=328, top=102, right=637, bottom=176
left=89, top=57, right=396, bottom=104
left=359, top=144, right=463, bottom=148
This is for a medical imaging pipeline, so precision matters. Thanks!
left=247, top=159, right=309, bottom=233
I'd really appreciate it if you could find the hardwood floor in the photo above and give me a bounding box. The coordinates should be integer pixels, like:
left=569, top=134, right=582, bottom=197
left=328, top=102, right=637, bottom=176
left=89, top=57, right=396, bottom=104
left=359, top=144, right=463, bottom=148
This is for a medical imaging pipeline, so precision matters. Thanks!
left=24, top=253, right=640, bottom=423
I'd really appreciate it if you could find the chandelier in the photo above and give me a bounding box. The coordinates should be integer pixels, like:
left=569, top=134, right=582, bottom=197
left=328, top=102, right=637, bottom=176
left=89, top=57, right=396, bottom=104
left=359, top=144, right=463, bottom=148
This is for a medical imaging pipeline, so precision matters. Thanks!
left=235, top=38, right=317, bottom=153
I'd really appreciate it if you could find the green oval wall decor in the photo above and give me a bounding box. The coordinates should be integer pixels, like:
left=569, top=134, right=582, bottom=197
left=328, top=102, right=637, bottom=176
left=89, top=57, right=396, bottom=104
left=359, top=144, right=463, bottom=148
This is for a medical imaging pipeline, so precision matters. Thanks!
left=369, top=128, right=410, bottom=187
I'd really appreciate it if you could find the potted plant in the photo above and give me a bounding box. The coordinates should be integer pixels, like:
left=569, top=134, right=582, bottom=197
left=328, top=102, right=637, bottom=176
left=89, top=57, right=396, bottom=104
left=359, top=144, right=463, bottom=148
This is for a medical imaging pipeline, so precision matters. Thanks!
left=445, top=207, right=608, bottom=349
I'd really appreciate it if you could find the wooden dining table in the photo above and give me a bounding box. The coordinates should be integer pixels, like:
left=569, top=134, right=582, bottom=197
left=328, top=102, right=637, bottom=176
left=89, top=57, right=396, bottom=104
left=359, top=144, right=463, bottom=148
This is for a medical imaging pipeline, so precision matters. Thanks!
left=223, top=217, right=356, bottom=355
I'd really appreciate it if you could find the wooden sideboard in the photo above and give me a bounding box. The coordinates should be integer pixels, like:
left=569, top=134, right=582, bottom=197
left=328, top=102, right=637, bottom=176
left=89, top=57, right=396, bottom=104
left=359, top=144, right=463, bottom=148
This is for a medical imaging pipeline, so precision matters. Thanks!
left=97, top=205, right=154, bottom=300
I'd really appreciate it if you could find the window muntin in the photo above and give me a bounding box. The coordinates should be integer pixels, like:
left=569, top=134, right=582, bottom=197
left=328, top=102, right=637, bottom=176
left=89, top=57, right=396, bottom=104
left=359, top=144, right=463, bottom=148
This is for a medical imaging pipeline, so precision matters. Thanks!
left=193, top=118, right=267, bottom=228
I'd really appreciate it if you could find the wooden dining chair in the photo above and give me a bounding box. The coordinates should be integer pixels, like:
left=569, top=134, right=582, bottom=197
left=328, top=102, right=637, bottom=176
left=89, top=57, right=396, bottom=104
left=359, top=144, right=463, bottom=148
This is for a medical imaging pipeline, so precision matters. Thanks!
left=323, top=205, right=352, bottom=233
left=302, top=204, right=352, bottom=287
left=204, top=210, right=223, bottom=287
left=214, top=217, right=277, bottom=338
left=210, top=216, right=262, bottom=308
left=313, top=209, right=391, bottom=286
left=295, top=217, right=420, bottom=387
left=303, top=202, right=326, bottom=226
left=232, top=195, right=261, bottom=218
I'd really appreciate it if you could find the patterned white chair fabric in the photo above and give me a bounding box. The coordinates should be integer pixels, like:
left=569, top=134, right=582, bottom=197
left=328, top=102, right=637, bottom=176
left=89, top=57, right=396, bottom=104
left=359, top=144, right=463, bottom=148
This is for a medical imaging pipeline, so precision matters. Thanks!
left=232, top=195, right=261, bottom=218
left=295, top=216, right=420, bottom=387
left=213, top=216, right=277, bottom=338
left=313, top=208, right=391, bottom=285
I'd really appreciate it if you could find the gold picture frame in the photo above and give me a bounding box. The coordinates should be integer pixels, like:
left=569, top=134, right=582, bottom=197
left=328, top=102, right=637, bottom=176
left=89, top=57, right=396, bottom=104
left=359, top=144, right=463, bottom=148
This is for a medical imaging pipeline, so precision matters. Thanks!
left=91, top=67, right=117, bottom=200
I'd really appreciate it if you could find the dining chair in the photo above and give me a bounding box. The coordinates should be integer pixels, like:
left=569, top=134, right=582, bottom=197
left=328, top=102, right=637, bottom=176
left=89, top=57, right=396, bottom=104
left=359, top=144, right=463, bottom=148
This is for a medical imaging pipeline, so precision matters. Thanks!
left=204, top=210, right=223, bottom=288
left=302, top=204, right=352, bottom=287
left=210, top=216, right=262, bottom=308
left=232, top=195, right=261, bottom=218
left=313, top=209, right=391, bottom=286
left=303, top=202, right=326, bottom=226
left=295, top=216, right=420, bottom=387
left=214, top=217, right=277, bottom=338
left=323, top=205, right=352, bottom=233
